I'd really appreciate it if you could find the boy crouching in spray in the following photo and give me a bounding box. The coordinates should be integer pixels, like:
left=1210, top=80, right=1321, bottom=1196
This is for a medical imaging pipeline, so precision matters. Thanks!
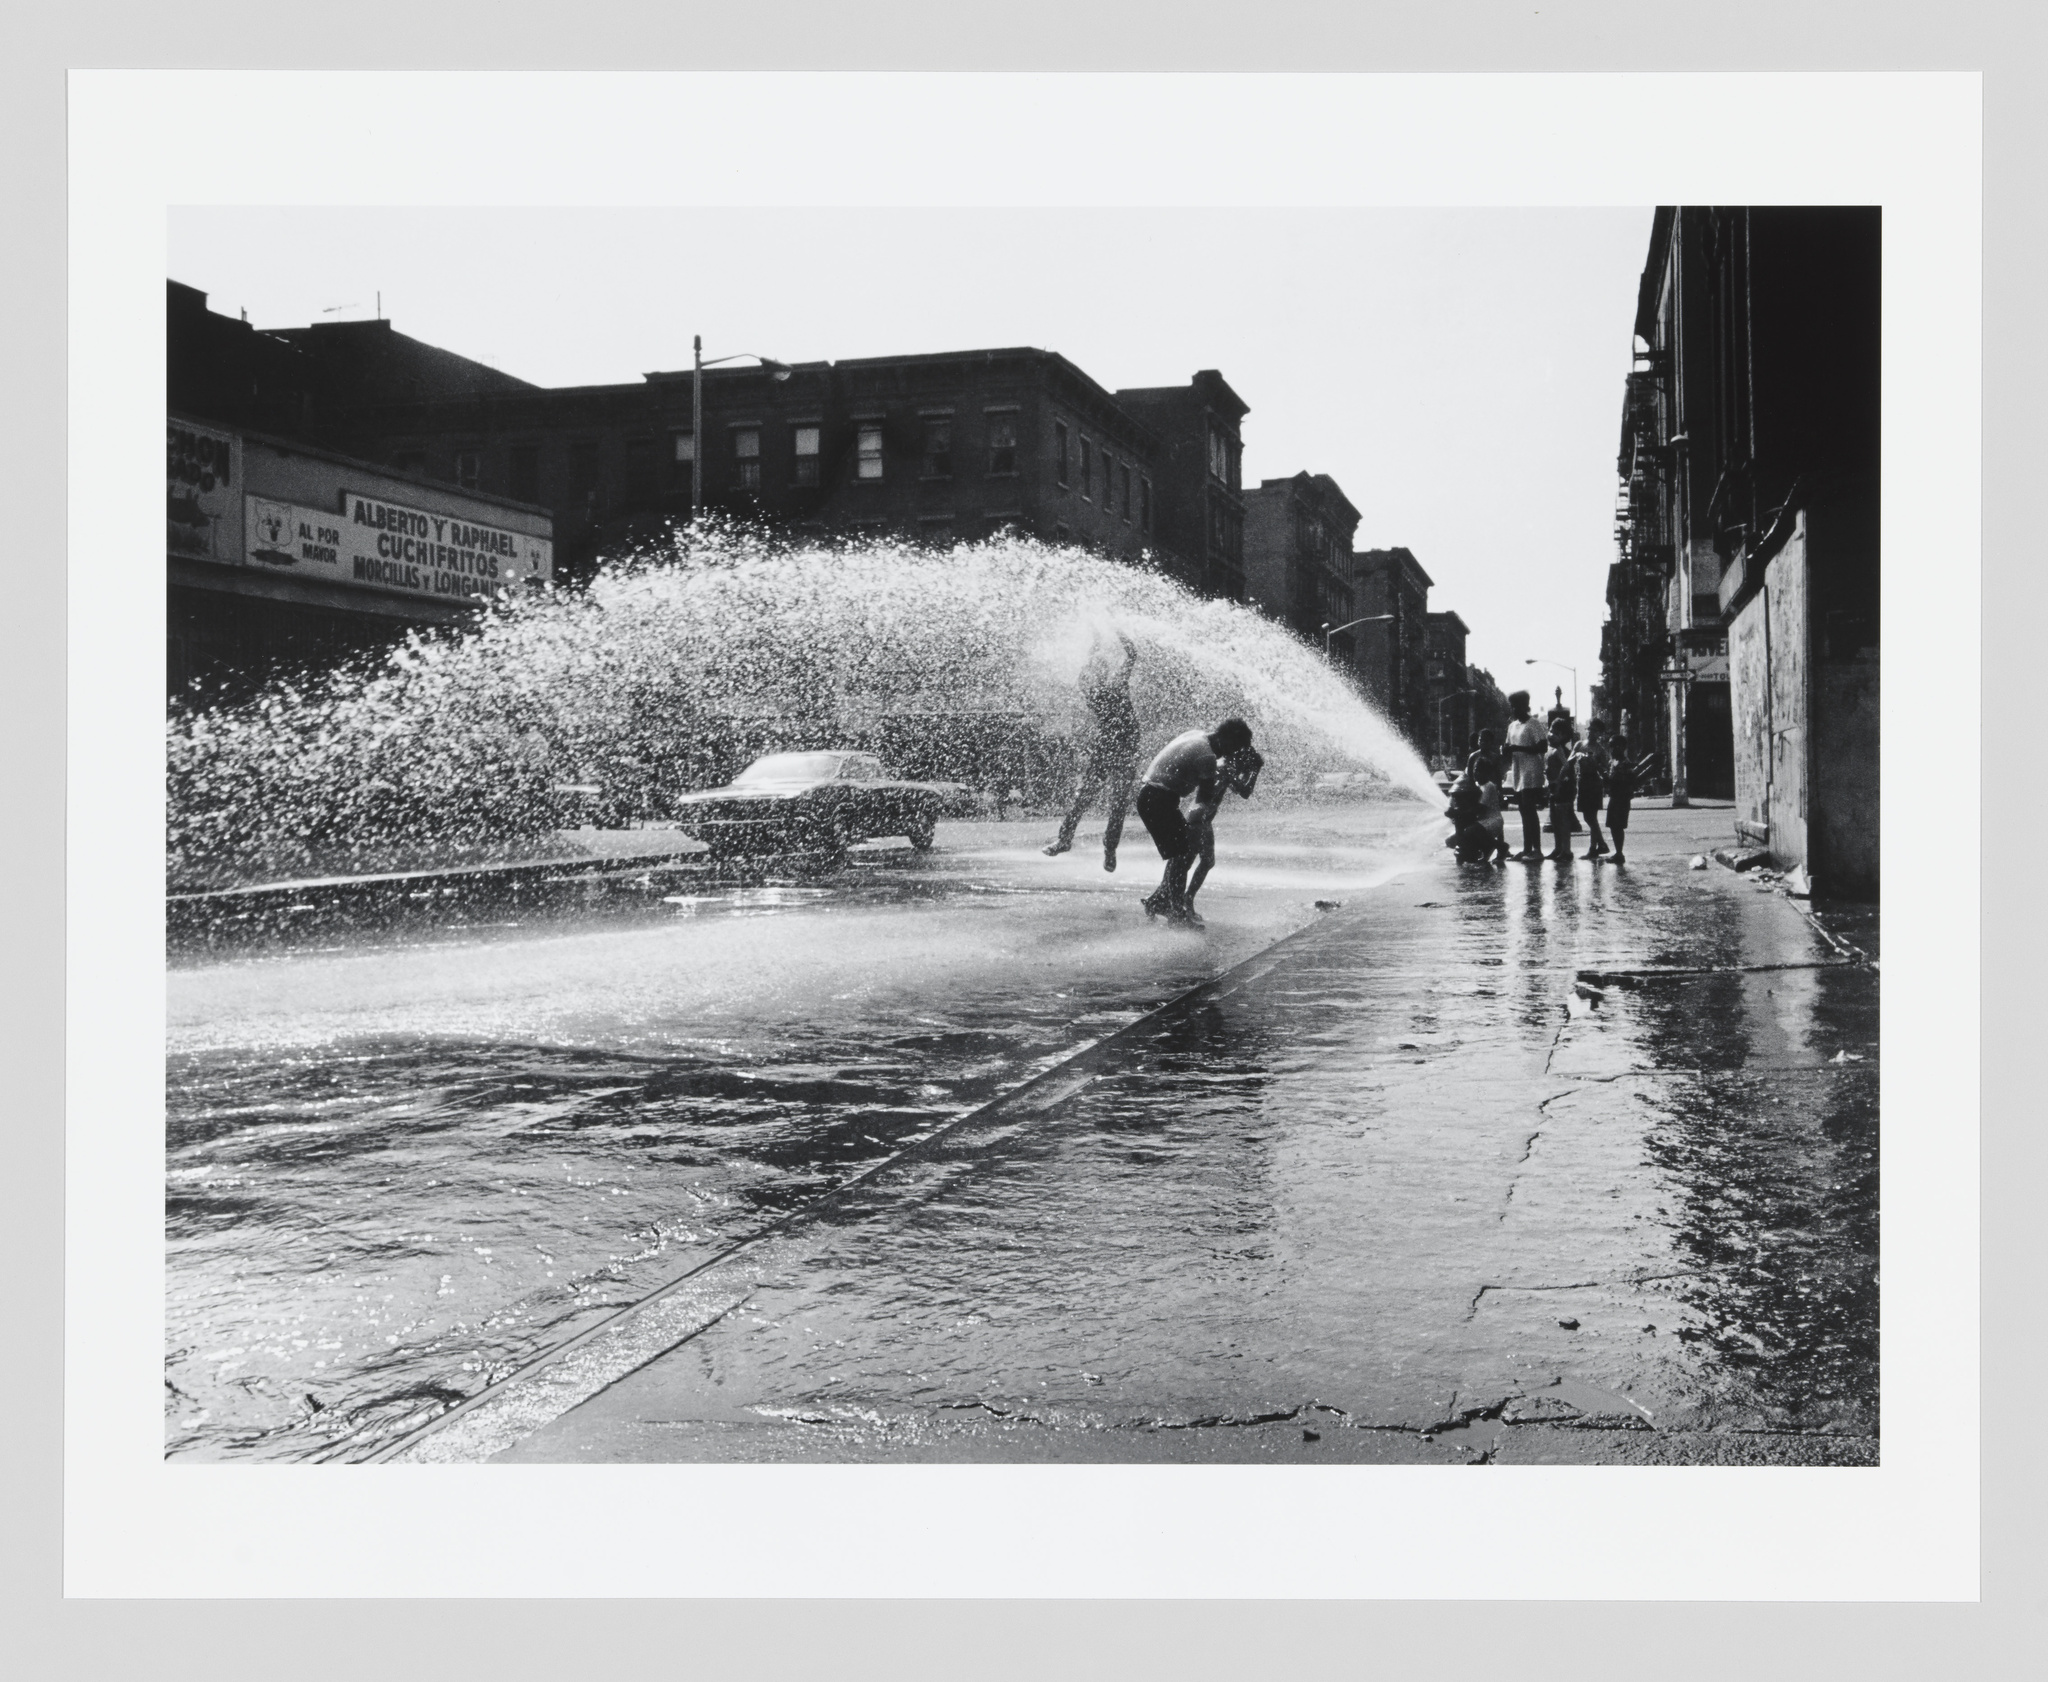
left=1136, top=718, right=1260, bottom=927
left=1444, top=771, right=1496, bottom=863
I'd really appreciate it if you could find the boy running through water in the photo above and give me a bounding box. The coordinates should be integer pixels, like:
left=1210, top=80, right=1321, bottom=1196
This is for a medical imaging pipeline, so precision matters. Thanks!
left=1136, top=718, right=1258, bottom=926
left=1044, top=629, right=1141, bottom=870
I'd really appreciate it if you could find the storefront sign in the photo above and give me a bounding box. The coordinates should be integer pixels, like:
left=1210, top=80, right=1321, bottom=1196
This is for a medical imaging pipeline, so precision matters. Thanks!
left=244, top=491, right=552, bottom=602
left=168, top=419, right=241, bottom=562
left=1675, top=629, right=1730, bottom=684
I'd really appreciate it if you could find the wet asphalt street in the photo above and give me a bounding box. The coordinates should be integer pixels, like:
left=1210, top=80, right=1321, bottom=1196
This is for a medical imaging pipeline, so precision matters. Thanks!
left=166, top=799, right=1429, bottom=1459
left=385, top=801, right=1878, bottom=1467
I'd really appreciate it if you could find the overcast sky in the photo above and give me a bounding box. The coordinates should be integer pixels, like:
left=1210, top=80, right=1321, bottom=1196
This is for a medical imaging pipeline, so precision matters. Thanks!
left=170, top=206, right=1651, bottom=708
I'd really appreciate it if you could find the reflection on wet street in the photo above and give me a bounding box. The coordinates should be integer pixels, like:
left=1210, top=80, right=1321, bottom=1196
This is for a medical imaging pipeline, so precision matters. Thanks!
left=166, top=802, right=1878, bottom=1466
left=165, top=804, right=1432, bottom=1459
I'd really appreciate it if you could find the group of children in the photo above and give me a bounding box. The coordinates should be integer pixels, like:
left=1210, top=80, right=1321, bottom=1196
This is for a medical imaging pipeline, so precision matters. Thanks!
left=1444, top=711, right=1640, bottom=867
left=1045, top=635, right=1649, bottom=920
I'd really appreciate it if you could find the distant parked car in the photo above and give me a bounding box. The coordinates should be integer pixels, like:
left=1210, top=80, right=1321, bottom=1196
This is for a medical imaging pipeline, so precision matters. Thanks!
left=672, top=750, right=966, bottom=856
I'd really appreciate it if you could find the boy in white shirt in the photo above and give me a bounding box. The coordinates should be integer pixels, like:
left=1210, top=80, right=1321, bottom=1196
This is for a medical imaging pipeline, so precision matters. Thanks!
left=1502, top=689, right=1548, bottom=860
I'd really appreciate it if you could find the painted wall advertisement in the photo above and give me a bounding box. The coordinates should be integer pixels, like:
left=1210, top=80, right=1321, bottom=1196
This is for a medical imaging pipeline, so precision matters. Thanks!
left=244, top=491, right=552, bottom=603
left=168, top=419, right=241, bottom=562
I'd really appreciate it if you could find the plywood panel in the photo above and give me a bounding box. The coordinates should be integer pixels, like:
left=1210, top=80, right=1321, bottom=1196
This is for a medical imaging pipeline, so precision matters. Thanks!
left=1730, top=587, right=1772, bottom=838
left=1764, top=514, right=1809, bottom=875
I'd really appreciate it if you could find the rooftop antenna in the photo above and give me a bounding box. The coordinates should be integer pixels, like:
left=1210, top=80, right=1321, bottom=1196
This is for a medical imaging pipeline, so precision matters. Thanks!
left=377, top=290, right=382, bottom=321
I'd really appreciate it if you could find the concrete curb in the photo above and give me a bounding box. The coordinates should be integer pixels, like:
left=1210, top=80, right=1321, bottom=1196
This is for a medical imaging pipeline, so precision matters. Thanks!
left=363, top=893, right=1386, bottom=1464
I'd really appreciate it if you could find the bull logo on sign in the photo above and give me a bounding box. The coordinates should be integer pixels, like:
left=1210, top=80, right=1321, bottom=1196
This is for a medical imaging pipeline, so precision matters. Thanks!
left=249, top=500, right=297, bottom=567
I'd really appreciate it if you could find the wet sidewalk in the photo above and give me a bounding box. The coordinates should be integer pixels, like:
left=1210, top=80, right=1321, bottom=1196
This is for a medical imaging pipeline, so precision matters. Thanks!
left=393, top=800, right=1879, bottom=1466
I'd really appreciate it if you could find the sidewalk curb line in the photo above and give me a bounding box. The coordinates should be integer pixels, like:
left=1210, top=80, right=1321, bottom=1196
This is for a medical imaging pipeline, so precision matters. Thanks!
left=363, top=878, right=1414, bottom=1464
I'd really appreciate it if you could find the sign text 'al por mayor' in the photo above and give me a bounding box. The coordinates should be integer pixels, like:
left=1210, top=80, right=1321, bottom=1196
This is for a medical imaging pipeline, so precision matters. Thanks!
left=245, top=491, right=552, bottom=602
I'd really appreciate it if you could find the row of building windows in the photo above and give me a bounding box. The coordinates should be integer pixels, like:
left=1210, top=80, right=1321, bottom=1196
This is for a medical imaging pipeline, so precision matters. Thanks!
left=1051, top=420, right=1153, bottom=530
left=671, top=418, right=1011, bottom=489
left=413, top=412, right=1169, bottom=529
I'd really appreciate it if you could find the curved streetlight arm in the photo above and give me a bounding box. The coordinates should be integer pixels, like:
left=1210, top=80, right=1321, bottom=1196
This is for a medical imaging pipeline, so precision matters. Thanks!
left=1323, top=613, right=1395, bottom=655
left=1523, top=657, right=1579, bottom=718
left=700, top=351, right=792, bottom=374
left=692, top=335, right=793, bottom=520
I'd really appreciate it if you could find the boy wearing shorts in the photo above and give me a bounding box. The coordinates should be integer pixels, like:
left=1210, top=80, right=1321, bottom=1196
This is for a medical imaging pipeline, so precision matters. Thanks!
left=1136, top=718, right=1257, bottom=926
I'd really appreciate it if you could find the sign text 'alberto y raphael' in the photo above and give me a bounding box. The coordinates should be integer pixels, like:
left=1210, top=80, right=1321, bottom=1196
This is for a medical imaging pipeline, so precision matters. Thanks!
left=245, top=491, right=552, bottom=603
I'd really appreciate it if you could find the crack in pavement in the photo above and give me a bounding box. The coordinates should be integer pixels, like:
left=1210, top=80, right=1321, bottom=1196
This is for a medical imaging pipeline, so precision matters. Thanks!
left=1575, top=960, right=1851, bottom=983
left=1468, top=1280, right=1603, bottom=1316
left=1467, top=1266, right=1720, bottom=1318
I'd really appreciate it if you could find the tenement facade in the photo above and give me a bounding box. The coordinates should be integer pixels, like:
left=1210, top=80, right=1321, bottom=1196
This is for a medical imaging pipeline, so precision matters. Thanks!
left=1242, top=474, right=1361, bottom=665
left=1600, top=207, right=1879, bottom=896
left=167, top=284, right=553, bottom=699
left=1351, top=546, right=1433, bottom=748
left=1114, top=371, right=1250, bottom=600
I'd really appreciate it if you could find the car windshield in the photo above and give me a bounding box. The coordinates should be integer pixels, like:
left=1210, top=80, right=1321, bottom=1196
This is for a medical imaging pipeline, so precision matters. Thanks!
left=733, top=752, right=845, bottom=786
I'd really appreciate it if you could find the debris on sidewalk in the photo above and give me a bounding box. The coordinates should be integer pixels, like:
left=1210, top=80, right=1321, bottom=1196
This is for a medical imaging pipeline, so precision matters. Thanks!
left=1688, top=854, right=1708, bottom=870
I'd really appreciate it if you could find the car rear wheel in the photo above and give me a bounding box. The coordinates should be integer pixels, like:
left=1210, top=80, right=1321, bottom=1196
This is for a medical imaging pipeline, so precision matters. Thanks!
left=816, top=812, right=854, bottom=861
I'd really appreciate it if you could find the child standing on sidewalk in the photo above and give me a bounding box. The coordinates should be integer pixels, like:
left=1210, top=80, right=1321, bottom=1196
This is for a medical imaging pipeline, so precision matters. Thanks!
left=1544, top=717, right=1578, bottom=863
left=1576, top=719, right=1611, bottom=861
left=1605, top=731, right=1638, bottom=865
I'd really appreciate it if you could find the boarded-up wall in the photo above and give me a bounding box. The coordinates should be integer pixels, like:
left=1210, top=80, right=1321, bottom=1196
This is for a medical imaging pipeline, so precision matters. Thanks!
left=1764, top=516, right=1810, bottom=877
left=1730, top=580, right=1773, bottom=844
left=1812, top=660, right=1879, bottom=897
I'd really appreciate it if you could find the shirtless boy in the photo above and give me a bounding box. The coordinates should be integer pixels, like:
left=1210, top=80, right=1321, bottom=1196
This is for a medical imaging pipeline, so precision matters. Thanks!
left=1134, top=718, right=1258, bottom=926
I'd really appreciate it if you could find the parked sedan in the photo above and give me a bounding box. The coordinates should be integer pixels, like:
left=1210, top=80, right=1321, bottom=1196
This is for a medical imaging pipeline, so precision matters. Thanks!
left=672, top=750, right=965, bottom=856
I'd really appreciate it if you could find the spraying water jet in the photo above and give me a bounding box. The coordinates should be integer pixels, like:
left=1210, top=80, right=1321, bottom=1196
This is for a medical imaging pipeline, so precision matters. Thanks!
left=168, top=527, right=1438, bottom=891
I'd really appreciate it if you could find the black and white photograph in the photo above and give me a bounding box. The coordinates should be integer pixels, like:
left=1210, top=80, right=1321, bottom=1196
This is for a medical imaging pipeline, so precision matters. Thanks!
left=53, top=63, right=1991, bottom=1611
left=160, top=199, right=1880, bottom=1470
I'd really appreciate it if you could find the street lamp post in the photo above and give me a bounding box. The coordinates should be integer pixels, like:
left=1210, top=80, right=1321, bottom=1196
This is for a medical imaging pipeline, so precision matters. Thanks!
left=1523, top=658, right=1578, bottom=720
left=1436, top=688, right=1474, bottom=760
left=692, top=335, right=794, bottom=521
left=1323, top=613, right=1394, bottom=659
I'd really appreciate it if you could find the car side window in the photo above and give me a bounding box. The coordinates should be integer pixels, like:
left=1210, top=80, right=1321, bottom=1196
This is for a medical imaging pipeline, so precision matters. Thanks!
left=840, top=756, right=884, bottom=782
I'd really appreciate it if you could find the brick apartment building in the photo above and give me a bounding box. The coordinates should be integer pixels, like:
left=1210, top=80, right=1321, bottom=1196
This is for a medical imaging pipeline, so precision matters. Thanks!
left=1242, top=473, right=1361, bottom=664
left=1351, top=546, right=1433, bottom=747
left=1113, top=370, right=1250, bottom=600
left=335, top=345, right=1246, bottom=593
left=1422, top=610, right=1474, bottom=762
left=168, top=278, right=1273, bottom=698
left=1602, top=206, right=1878, bottom=896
